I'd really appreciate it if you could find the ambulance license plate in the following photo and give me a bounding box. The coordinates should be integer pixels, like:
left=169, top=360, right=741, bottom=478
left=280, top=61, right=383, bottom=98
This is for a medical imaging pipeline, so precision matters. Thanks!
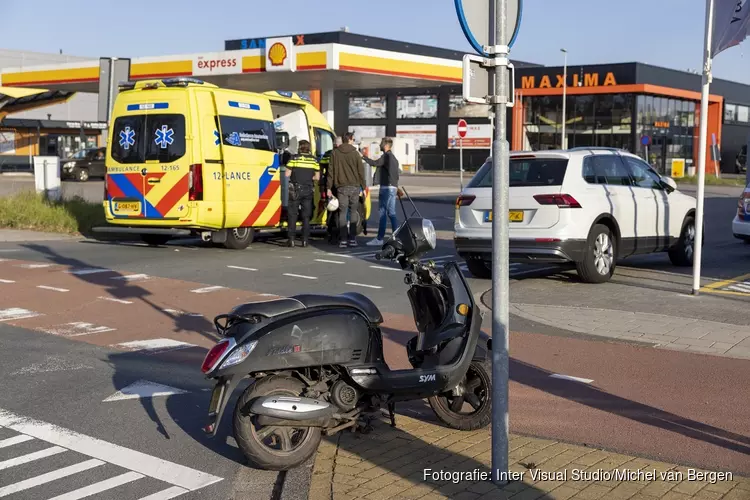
left=113, top=201, right=141, bottom=215
left=485, top=210, right=524, bottom=222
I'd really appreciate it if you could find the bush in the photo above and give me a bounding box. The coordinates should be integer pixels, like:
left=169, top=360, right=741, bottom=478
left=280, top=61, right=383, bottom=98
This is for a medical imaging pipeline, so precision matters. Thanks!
left=0, top=190, right=105, bottom=235
left=676, top=175, right=747, bottom=187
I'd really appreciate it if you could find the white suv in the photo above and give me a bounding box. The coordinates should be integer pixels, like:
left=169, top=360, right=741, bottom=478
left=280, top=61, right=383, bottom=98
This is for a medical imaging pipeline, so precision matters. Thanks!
left=454, top=148, right=698, bottom=283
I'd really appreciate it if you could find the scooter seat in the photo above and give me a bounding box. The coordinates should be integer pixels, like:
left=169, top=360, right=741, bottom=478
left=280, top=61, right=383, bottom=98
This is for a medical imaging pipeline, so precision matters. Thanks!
left=293, top=293, right=384, bottom=324
left=230, top=298, right=305, bottom=318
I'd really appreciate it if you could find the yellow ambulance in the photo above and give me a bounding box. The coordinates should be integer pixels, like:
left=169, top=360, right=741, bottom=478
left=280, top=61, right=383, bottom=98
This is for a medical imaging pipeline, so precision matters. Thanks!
left=94, top=77, right=370, bottom=249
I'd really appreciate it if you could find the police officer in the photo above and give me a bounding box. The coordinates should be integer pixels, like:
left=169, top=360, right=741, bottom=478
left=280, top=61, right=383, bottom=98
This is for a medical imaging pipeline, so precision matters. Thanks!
left=285, top=140, right=320, bottom=247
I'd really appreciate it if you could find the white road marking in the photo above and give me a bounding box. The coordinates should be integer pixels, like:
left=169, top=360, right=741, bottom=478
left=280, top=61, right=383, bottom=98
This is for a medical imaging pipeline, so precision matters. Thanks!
left=346, top=282, right=383, bottom=289
left=103, top=380, right=189, bottom=402
left=0, top=435, right=33, bottom=448
left=259, top=293, right=278, bottom=297
left=281, top=256, right=293, bottom=259
left=43, top=322, right=115, bottom=337
left=316, top=252, right=353, bottom=258
left=67, top=268, right=111, bottom=275
left=138, top=486, right=190, bottom=500
left=99, top=296, right=133, bottom=304
left=162, top=308, right=181, bottom=314
left=227, top=265, right=258, bottom=271
left=17, top=263, right=53, bottom=269
left=727, top=283, right=750, bottom=293
left=115, top=338, right=196, bottom=353
left=0, top=249, right=19, bottom=252
left=0, top=408, right=223, bottom=490
left=315, top=259, right=346, bottom=265
left=48, top=471, right=144, bottom=500
left=370, top=265, right=400, bottom=272
left=112, top=274, right=149, bottom=281
left=0, top=259, right=8, bottom=262
left=549, top=373, right=594, bottom=384
left=283, top=273, right=318, bottom=280
left=0, top=308, right=41, bottom=321
left=190, top=285, right=225, bottom=293
left=36, top=285, right=69, bottom=292
left=0, top=446, right=67, bottom=470
left=0, top=279, right=14, bottom=283
left=0, top=458, right=105, bottom=497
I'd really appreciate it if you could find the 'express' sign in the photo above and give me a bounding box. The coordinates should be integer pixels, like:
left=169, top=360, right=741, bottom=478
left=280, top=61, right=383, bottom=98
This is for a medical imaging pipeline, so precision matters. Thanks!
left=193, top=54, right=241, bottom=76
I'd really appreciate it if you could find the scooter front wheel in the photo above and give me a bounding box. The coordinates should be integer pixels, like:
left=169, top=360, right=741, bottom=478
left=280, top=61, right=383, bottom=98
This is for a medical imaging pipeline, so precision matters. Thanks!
left=233, top=375, right=322, bottom=471
left=428, top=361, right=492, bottom=431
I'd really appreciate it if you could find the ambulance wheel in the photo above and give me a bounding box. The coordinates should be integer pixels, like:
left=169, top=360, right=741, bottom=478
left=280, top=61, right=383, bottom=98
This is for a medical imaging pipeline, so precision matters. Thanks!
left=141, top=234, right=171, bottom=246
left=224, top=228, right=254, bottom=250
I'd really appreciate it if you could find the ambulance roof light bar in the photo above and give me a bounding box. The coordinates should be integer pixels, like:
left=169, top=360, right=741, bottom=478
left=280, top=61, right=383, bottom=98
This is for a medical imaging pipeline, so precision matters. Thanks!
left=117, top=77, right=210, bottom=91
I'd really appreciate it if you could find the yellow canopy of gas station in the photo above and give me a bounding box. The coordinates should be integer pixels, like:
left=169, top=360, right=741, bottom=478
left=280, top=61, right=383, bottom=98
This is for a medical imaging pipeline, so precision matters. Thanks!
left=0, top=86, right=74, bottom=120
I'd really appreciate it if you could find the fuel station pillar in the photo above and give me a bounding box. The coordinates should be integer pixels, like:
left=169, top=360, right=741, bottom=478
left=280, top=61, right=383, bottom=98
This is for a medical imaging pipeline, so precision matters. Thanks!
left=321, top=87, right=335, bottom=131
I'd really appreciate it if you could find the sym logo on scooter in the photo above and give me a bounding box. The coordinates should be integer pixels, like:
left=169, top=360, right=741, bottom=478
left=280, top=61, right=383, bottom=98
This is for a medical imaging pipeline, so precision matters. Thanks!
left=419, top=374, right=436, bottom=383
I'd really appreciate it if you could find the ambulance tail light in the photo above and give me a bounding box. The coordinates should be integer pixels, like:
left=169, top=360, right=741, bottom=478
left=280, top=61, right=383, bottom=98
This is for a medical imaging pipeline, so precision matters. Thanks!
left=189, top=164, right=204, bottom=201
left=103, top=173, right=108, bottom=200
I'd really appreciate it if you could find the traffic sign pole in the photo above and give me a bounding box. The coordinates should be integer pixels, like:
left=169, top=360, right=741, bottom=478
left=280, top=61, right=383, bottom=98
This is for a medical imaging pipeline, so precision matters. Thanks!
left=490, top=0, right=511, bottom=486
left=457, top=119, right=468, bottom=190
left=455, top=0, right=520, bottom=485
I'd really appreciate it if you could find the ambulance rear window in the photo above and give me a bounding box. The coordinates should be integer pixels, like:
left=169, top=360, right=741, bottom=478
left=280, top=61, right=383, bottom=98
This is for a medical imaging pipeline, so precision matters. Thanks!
left=111, top=114, right=186, bottom=164
left=218, top=116, right=276, bottom=152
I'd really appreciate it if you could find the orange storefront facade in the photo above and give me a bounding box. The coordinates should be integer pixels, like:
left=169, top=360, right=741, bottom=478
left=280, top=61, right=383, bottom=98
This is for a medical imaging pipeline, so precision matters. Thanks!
left=509, top=63, right=729, bottom=176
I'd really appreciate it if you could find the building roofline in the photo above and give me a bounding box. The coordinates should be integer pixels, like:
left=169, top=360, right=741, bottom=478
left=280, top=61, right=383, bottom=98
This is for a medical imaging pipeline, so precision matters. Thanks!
left=225, top=30, right=542, bottom=67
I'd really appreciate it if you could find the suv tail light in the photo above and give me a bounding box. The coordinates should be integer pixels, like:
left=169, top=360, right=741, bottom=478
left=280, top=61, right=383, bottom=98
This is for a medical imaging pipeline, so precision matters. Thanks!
left=456, top=194, right=476, bottom=207
left=201, top=338, right=233, bottom=374
left=189, top=164, right=204, bottom=201
left=534, top=194, right=582, bottom=208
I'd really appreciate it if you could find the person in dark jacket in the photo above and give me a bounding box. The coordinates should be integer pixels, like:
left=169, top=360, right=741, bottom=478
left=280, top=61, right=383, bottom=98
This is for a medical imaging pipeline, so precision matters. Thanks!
left=285, top=140, right=320, bottom=247
left=327, top=132, right=366, bottom=248
left=364, top=137, right=400, bottom=246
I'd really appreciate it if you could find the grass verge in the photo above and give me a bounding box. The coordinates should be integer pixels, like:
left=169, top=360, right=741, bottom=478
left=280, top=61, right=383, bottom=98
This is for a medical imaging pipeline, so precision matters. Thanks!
left=676, top=175, right=747, bottom=187
left=0, top=190, right=105, bottom=235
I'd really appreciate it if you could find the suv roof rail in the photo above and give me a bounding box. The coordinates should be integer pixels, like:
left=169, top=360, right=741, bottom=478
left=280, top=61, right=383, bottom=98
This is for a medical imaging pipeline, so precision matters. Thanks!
left=567, top=147, right=622, bottom=152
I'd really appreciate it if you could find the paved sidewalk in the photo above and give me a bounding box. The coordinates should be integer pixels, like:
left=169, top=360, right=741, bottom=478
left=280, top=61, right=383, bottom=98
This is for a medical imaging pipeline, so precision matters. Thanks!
left=0, top=229, right=79, bottom=242
left=308, top=412, right=749, bottom=500
left=510, top=303, right=750, bottom=360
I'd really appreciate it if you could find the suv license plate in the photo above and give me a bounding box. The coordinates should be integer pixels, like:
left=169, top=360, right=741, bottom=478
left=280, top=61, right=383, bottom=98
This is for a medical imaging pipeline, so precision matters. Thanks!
left=485, top=210, right=523, bottom=222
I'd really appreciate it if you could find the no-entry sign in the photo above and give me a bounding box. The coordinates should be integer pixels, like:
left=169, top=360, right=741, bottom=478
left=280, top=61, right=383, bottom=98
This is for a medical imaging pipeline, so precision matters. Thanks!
left=457, top=119, right=468, bottom=138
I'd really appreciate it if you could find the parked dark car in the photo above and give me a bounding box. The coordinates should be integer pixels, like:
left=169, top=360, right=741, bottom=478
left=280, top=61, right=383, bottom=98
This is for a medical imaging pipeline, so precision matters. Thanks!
left=735, top=145, right=747, bottom=174
left=60, top=147, right=106, bottom=182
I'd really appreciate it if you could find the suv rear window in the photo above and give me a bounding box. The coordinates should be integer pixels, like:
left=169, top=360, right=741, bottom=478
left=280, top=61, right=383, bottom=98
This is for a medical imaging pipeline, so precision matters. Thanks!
left=468, top=157, right=568, bottom=188
left=111, top=114, right=186, bottom=164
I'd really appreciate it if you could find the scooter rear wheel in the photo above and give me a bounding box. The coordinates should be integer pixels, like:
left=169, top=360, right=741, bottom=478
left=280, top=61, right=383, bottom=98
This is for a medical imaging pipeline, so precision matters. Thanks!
left=428, top=361, right=492, bottom=431
left=233, top=375, right=322, bottom=471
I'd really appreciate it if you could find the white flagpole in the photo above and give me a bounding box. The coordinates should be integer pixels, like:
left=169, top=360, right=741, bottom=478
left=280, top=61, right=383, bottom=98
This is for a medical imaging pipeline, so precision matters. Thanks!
left=692, top=0, right=715, bottom=295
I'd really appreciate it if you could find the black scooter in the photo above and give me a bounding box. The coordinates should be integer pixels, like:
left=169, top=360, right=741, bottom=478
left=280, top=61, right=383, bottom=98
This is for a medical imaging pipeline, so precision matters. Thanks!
left=201, top=192, right=492, bottom=471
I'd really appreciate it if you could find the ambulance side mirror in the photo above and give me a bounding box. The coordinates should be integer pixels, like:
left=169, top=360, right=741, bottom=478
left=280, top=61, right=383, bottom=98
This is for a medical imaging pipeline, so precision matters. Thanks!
left=276, top=132, right=290, bottom=154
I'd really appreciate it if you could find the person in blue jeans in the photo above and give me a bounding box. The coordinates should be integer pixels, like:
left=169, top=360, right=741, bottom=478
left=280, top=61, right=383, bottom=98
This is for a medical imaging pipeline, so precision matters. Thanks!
left=363, top=137, right=400, bottom=246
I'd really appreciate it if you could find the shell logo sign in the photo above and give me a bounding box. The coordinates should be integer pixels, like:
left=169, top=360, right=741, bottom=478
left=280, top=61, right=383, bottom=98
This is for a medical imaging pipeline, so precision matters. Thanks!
left=265, top=37, right=295, bottom=72
left=268, top=43, right=287, bottom=66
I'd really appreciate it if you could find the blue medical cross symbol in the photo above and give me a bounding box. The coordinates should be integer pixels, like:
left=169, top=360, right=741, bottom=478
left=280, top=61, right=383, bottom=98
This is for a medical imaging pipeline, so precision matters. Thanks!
left=119, top=127, right=135, bottom=150
left=214, top=130, right=220, bottom=146
left=154, top=125, right=174, bottom=149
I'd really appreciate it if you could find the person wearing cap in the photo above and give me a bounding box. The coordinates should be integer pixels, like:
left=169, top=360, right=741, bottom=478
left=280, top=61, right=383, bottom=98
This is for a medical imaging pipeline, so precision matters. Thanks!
left=285, top=140, right=320, bottom=247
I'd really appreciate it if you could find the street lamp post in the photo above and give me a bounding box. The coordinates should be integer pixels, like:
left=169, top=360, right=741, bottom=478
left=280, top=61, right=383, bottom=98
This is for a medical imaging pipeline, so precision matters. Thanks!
left=560, top=48, right=567, bottom=149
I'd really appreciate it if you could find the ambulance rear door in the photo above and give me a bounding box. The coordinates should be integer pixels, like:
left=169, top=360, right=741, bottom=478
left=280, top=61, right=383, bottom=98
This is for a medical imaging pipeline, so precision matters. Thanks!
left=108, top=90, right=191, bottom=222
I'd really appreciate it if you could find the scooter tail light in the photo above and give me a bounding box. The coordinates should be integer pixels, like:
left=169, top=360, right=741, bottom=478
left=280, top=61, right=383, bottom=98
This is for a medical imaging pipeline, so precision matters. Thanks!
left=201, top=339, right=232, bottom=373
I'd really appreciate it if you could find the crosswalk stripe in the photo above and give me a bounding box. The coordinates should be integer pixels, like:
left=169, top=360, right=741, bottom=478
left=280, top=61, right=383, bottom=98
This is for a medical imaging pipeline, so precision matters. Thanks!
left=115, top=339, right=196, bottom=353
left=0, top=408, right=223, bottom=490
left=138, top=486, right=189, bottom=500
left=0, top=435, right=33, bottom=448
left=0, top=446, right=67, bottom=470
left=0, top=458, right=105, bottom=497
left=47, top=471, right=144, bottom=500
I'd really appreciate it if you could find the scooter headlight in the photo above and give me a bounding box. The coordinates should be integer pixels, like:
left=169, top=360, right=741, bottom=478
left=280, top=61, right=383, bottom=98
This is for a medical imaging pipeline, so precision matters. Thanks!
left=219, top=340, right=258, bottom=369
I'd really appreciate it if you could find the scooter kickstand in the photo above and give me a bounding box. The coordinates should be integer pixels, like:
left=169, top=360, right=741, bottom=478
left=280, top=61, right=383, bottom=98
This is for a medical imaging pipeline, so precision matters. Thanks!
left=388, top=402, right=396, bottom=427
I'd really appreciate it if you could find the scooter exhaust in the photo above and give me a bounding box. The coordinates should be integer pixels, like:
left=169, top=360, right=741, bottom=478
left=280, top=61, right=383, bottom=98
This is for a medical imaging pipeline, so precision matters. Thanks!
left=249, top=396, right=335, bottom=427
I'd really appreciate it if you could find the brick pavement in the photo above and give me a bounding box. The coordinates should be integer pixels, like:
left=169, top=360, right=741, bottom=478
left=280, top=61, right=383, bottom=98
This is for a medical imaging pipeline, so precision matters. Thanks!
left=509, top=303, right=750, bottom=360
left=308, top=412, right=750, bottom=500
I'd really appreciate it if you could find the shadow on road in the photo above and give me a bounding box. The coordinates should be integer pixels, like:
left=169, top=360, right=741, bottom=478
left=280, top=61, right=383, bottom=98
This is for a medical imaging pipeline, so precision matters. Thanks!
left=20, top=243, right=218, bottom=345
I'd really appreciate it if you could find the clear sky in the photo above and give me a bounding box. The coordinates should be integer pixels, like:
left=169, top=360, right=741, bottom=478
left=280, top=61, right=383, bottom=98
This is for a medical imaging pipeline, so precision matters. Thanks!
left=2, top=0, right=749, bottom=84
